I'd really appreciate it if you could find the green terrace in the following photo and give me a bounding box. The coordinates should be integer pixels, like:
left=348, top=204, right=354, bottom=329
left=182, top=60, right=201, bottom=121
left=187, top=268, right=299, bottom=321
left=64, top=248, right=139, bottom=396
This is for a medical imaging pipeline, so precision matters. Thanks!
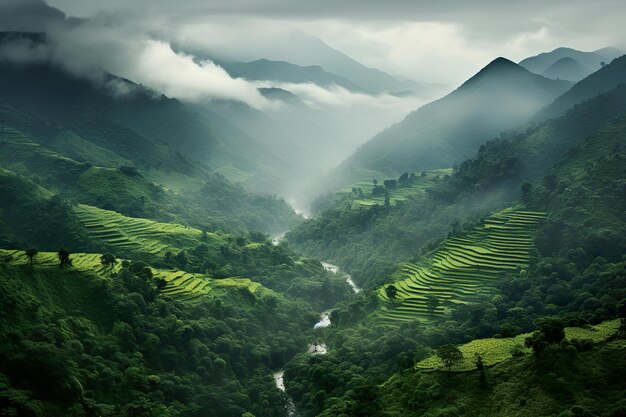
left=73, top=203, right=223, bottom=257
left=377, top=208, right=546, bottom=322
left=0, top=249, right=263, bottom=304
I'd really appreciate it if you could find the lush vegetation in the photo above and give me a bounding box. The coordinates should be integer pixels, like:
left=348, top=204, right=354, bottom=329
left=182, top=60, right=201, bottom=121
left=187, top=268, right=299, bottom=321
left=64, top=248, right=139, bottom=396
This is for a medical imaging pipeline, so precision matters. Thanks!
left=377, top=208, right=545, bottom=322
left=0, top=250, right=318, bottom=417
left=280, top=61, right=626, bottom=416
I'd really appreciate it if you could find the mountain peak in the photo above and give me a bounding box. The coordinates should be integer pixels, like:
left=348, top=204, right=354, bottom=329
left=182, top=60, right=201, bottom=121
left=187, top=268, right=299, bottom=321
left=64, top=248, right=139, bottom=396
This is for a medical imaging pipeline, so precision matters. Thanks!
left=486, top=56, right=518, bottom=68
left=476, top=57, right=525, bottom=76
left=458, top=57, right=530, bottom=90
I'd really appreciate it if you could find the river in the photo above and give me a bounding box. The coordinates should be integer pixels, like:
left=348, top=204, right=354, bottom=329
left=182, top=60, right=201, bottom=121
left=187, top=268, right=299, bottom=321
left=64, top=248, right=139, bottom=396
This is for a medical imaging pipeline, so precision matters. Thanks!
left=273, top=262, right=360, bottom=416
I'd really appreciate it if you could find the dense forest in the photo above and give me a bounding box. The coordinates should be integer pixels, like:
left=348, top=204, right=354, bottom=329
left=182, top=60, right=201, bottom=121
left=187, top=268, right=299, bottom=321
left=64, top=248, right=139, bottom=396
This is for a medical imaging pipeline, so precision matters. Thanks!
left=1, top=2, right=625, bottom=416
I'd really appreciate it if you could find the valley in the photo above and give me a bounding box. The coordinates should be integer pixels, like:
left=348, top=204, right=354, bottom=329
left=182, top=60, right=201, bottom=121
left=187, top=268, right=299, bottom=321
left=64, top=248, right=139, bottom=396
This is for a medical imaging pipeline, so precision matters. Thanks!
left=0, top=2, right=625, bottom=417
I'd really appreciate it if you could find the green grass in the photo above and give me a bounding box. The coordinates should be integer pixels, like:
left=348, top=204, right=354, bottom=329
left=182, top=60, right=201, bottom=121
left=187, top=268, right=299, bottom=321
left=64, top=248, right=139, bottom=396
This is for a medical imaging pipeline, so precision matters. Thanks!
left=415, top=319, right=622, bottom=372
left=73, top=204, right=224, bottom=257
left=378, top=207, right=546, bottom=322
left=336, top=169, right=453, bottom=207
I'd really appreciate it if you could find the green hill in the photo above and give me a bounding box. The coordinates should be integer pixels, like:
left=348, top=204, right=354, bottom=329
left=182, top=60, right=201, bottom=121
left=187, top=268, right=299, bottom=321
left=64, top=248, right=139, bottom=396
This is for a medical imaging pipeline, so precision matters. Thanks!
left=0, top=248, right=318, bottom=417
left=0, top=101, right=300, bottom=234
left=378, top=208, right=545, bottom=322
left=330, top=58, right=571, bottom=180
left=379, top=320, right=626, bottom=417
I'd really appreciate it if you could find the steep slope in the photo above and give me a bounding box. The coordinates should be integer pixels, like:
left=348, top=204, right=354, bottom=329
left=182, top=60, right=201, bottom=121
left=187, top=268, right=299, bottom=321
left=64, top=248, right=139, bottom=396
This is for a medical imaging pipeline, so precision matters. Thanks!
left=538, top=54, right=626, bottom=119
left=519, top=46, right=620, bottom=74
left=378, top=208, right=545, bottom=323
left=541, top=57, right=591, bottom=82
left=0, top=248, right=320, bottom=417
left=332, top=58, right=572, bottom=180
left=0, top=32, right=290, bottom=192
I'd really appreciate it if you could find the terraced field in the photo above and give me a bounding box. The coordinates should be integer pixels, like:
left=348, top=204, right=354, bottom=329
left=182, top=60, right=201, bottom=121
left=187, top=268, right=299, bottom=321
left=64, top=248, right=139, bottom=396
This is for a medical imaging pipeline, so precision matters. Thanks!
left=415, top=319, right=622, bottom=372
left=74, top=204, right=221, bottom=257
left=337, top=169, right=453, bottom=208
left=0, top=249, right=212, bottom=303
left=153, top=270, right=211, bottom=302
left=378, top=208, right=546, bottom=322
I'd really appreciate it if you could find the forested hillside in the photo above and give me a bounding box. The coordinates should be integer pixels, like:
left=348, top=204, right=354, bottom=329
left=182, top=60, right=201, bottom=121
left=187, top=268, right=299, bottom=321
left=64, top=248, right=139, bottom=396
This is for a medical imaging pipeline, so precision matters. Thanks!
left=323, top=57, right=571, bottom=189
left=1, top=1, right=625, bottom=416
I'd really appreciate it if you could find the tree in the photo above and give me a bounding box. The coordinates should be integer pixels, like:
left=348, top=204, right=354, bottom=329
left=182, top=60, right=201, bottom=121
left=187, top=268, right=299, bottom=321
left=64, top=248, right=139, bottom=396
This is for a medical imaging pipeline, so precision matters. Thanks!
left=383, top=179, right=397, bottom=189
left=58, top=247, right=71, bottom=268
left=399, top=173, right=409, bottom=183
left=525, top=316, right=565, bottom=354
left=25, top=248, right=38, bottom=266
left=535, top=316, right=565, bottom=344
left=373, top=179, right=378, bottom=186
left=100, top=253, right=116, bottom=269
left=174, top=251, right=188, bottom=268
left=425, top=294, right=440, bottom=315
left=385, top=285, right=398, bottom=300
left=437, top=344, right=463, bottom=372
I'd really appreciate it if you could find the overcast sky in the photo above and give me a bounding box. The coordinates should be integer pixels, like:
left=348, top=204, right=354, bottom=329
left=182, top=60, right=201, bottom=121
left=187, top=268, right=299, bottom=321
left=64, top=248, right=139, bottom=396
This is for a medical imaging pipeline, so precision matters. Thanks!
left=1, top=0, right=624, bottom=109
left=41, top=0, right=626, bottom=84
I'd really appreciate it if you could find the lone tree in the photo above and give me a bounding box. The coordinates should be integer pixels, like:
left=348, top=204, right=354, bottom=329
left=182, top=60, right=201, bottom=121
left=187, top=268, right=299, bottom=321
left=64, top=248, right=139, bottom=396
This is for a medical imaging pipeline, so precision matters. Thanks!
left=437, top=344, right=463, bottom=372
left=100, top=253, right=116, bottom=269
left=425, top=294, right=440, bottom=315
left=58, top=247, right=72, bottom=268
left=385, top=284, right=398, bottom=300
left=525, top=316, right=566, bottom=354
left=25, top=248, right=38, bottom=266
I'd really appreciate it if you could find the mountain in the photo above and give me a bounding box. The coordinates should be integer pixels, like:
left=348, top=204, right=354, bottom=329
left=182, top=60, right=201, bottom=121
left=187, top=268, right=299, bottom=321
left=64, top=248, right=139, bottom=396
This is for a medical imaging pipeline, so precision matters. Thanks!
left=330, top=57, right=572, bottom=181
left=220, top=59, right=364, bottom=92
left=538, top=54, right=626, bottom=119
left=519, top=46, right=622, bottom=78
left=0, top=33, right=306, bottom=234
left=541, top=56, right=591, bottom=81
left=182, top=30, right=444, bottom=97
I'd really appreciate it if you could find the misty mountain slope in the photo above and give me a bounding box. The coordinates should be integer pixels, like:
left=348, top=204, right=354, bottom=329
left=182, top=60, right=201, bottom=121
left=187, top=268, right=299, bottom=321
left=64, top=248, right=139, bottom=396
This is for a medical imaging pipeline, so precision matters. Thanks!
left=541, top=57, right=591, bottom=82
left=519, top=46, right=621, bottom=75
left=0, top=33, right=293, bottom=192
left=0, top=89, right=300, bottom=235
left=220, top=58, right=364, bottom=92
left=538, top=54, right=626, bottom=120
left=287, top=80, right=626, bottom=290
left=331, top=57, right=572, bottom=180
left=194, top=29, right=441, bottom=96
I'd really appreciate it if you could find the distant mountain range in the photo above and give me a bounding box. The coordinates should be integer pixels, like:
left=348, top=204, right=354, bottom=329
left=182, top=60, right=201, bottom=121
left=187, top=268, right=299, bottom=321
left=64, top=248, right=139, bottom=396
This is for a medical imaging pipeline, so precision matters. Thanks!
left=519, top=46, right=623, bottom=81
left=327, top=57, right=573, bottom=183
left=220, top=59, right=364, bottom=92
left=180, top=30, right=446, bottom=97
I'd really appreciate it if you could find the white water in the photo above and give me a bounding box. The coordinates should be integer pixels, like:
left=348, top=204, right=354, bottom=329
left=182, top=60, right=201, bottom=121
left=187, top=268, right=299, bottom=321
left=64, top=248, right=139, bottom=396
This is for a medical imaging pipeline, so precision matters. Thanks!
left=273, top=370, right=296, bottom=416
left=288, top=199, right=311, bottom=219
left=307, top=342, right=328, bottom=355
left=273, top=262, right=359, bottom=413
left=313, top=310, right=332, bottom=329
left=271, top=232, right=286, bottom=246
left=322, top=262, right=362, bottom=293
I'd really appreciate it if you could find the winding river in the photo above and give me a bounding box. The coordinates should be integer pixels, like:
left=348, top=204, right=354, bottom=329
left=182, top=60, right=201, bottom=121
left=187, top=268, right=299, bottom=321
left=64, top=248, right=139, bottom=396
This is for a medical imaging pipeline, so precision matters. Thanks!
left=273, top=261, right=360, bottom=416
